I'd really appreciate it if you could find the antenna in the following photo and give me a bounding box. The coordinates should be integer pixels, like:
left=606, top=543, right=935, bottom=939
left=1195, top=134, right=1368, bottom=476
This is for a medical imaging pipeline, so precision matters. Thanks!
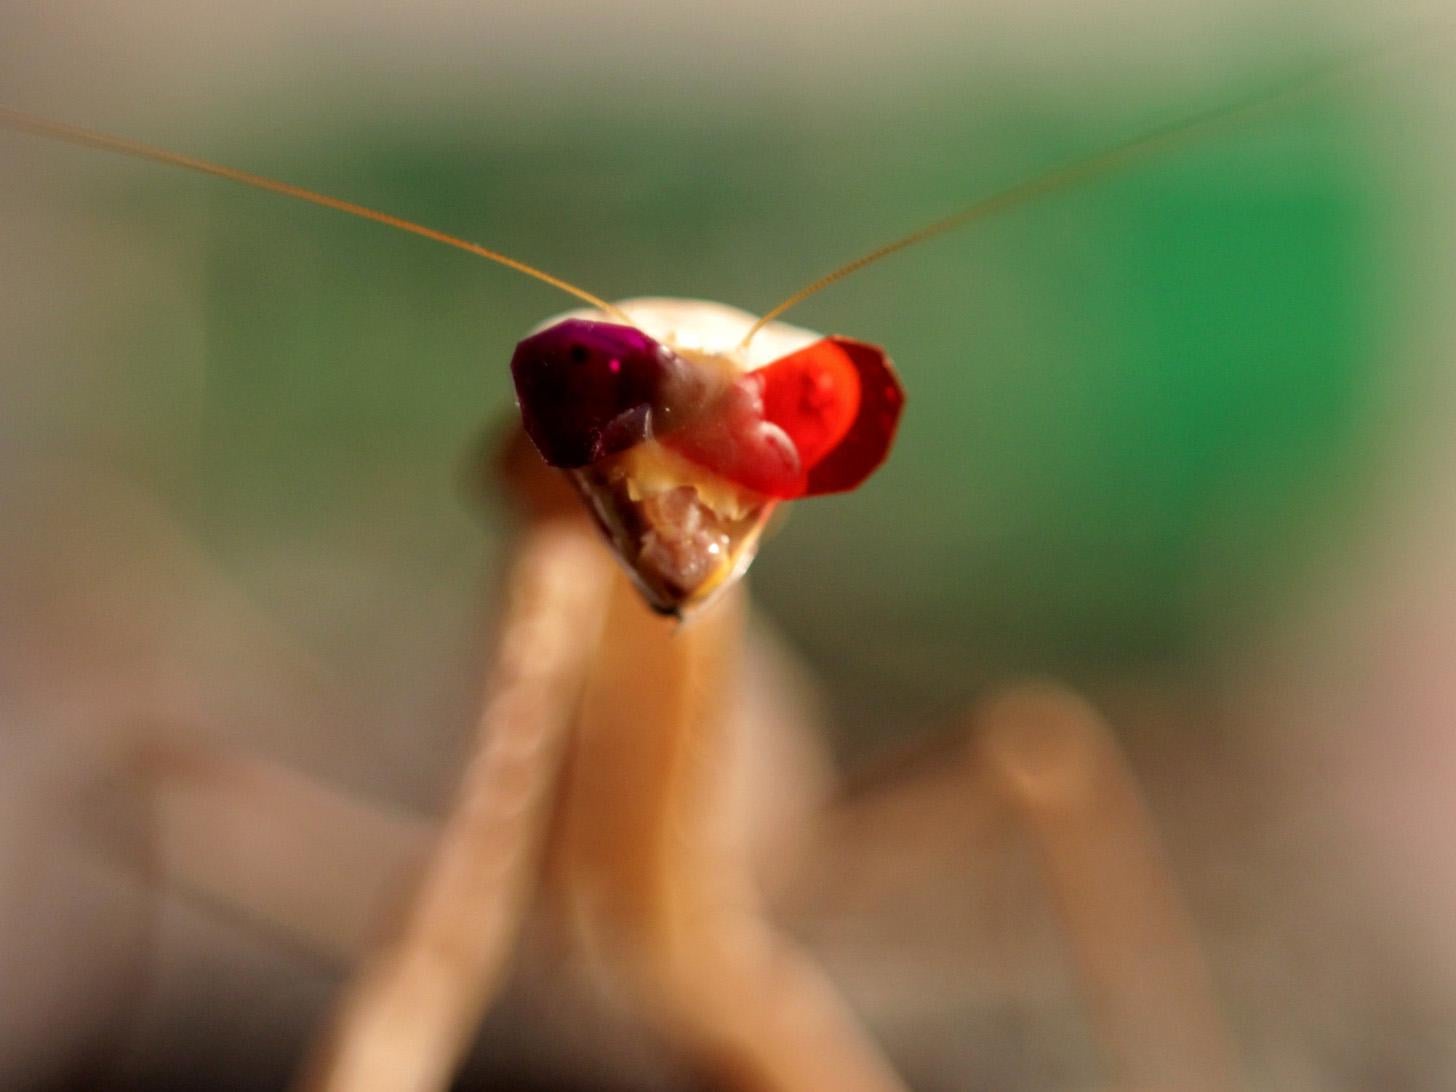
left=741, top=41, right=1406, bottom=346
left=0, top=106, right=631, bottom=323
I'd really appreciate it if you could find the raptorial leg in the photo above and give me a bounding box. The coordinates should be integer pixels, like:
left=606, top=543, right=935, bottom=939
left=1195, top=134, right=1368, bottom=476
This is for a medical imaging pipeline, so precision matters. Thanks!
left=297, top=522, right=613, bottom=1092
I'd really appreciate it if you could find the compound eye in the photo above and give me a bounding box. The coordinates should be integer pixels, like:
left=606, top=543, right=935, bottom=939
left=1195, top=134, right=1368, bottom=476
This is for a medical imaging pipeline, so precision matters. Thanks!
left=510, top=319, right=677, bottom=467
left=752, top=337, right=905, bottom=497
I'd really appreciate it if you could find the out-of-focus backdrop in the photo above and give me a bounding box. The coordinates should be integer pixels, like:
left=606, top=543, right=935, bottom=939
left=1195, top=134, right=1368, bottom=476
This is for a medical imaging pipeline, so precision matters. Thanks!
left=3, top=1, right=1456, bottom=1089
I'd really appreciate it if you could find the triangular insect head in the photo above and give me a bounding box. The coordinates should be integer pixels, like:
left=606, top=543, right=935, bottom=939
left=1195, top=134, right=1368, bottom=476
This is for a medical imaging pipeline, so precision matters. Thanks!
left=511, top=299, right=905, bottom=615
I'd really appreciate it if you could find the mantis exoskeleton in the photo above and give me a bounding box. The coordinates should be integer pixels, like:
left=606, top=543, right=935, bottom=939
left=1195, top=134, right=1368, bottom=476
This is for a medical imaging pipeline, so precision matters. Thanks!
left=0, top=35, right=1409, bottom=1090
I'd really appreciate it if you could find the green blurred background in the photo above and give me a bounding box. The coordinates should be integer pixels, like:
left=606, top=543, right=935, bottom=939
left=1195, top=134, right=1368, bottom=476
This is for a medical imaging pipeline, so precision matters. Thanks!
left=3, top=32, right=1390, bottom=748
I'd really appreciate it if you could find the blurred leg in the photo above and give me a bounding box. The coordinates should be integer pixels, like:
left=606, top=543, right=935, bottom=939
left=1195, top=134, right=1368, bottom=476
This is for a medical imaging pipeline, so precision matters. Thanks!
left=976, top=682, right=1238, bottom=1092
left=137, top=741, right=431, bottom=965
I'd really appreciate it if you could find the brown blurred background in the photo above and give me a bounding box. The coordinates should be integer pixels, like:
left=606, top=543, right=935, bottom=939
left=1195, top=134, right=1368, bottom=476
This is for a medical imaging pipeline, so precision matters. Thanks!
left=3, top=1, right=1456, bottom=1089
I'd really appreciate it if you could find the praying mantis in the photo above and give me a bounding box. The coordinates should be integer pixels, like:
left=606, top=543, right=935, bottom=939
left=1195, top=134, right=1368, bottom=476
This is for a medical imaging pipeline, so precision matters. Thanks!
left=0, top=28, right=1418, bottom=1091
